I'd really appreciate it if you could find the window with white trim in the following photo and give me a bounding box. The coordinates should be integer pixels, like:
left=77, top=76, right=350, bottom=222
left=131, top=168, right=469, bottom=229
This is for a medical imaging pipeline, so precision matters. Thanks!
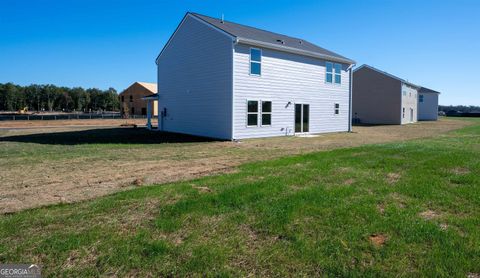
left=247, top=100, right=258, bottom=126
left=326, top=62, right=342, bottom=84
left=250, top=48, right=261, bottom=75
left=402, top=107, right=405, bottom=118
left=261, top=101, right=272, bottom=125
left=334, top=103, right=340, bottom=115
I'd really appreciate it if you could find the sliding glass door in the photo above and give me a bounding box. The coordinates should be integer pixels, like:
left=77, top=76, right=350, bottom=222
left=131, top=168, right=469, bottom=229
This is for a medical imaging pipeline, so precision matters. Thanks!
left=295, top=104, right=309, bottom=133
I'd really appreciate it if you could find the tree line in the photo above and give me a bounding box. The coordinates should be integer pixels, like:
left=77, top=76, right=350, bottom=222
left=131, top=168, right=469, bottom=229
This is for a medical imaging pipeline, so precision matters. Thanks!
left=438, top=105, right=480, bottom=113
left=0, top=83, right=121, bottom=112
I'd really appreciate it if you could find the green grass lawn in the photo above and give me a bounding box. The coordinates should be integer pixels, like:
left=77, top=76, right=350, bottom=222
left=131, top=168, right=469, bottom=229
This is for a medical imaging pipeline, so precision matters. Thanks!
left=1, top=119, right=479, bottom=277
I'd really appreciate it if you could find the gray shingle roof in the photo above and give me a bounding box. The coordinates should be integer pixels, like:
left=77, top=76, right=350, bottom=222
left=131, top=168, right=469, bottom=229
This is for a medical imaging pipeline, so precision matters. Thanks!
left=419, top=87, right=441, bottom=94
left=354, top=64, right=420, bottom=89
left=190, top=12, right=355, bottom=64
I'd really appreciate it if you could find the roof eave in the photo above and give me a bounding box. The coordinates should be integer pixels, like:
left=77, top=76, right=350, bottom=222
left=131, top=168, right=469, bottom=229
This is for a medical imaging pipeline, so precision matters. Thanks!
left=237, top=38, right=356, bottom=65
left=402, top=82, right=421, bottom=90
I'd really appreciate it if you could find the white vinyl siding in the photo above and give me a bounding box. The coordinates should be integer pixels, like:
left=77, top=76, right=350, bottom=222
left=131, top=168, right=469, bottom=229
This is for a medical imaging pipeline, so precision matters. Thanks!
left=400, top=83, right=418, bottom=124
left=418, top=93, right=439, bottom=121
left=233, top=43, right=350, bottom=139
left=157, top=15, right=233, bottom=139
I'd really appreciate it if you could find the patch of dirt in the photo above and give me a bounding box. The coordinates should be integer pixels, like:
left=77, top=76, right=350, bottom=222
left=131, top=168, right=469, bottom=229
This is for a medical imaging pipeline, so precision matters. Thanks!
left=0, top=118, right=152, bottom=128
left=389, top=193, right=408, bottom=208
left=439, top=223, right=449, bottom=230
left=451, top=167, right=470, bottom=175
left=344, top=178, right=355, bottom=185
left=369, top=233, right=387, bottom=247
left=419, top=210, right=440, bottom=220
left=0, top=118, right=472, bottom=213
left=132, top=178, right=144, bottom=186
left=386, top=172, right=401, bottom=184
left=63, top=246, right=98, bottom=269
left=377, top=204, right=385, bottom=214
left=336, top=167, right=352, bottom=173
left=467, top=273, right=480, bottom=278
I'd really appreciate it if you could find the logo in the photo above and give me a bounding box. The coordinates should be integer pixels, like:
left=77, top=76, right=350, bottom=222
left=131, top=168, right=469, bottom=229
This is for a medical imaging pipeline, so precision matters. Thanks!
left=0, top=264, right=41, bottom=278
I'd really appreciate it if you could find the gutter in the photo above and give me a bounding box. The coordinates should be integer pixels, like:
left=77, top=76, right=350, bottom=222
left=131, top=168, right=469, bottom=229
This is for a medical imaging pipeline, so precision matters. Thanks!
left=347, top=64, right=356, bottom=132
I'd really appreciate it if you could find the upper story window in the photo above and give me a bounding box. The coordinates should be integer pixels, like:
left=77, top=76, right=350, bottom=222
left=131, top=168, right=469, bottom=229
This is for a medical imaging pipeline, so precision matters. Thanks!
left=121, top=95, right=124, bottom=102
left=250, top=48, right=261, bottom=75
left=402, top=91, right=407, bottom=96
left=419, top=95, right=424, bottom=103
left=129, top=95, right=133, bottom=102
left=326, top=62, right=342, bottom=84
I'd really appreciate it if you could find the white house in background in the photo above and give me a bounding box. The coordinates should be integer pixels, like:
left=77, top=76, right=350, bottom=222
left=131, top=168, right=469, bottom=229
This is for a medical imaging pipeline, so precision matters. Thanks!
left=352, top=65, right=420, bottom=125
left=154, top=12, right=355, bottom=140
left=418, top=87, right=440, bottom=121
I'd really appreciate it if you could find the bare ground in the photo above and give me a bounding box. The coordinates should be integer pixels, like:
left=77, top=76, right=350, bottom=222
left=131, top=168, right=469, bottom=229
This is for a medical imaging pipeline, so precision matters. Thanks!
left=0, top=118, right=154, bottom=128
left=0, top=118, right=470, bottom=213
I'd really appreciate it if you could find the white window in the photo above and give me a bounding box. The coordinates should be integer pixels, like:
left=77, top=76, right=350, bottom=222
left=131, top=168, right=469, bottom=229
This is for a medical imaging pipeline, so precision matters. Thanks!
left=419, top=95, right=424, bottom=103
left=247, top=100, right=258, bottom=126
left=403, top=91, right=407, bottom=96
left=247, top=100, right=272, bottom=126
left=261, top=101, right=272, bottom=126
left=402, top=107, right=405, bottom=118
left=250, top=48, right=261, bottom=75
left=326, top=62, right=342, bottom=84
left=334, top=103, right=340, bottom=115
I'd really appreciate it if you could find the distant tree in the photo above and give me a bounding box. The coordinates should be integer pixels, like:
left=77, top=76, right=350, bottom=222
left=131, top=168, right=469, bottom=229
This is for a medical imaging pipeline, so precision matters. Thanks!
left=0, top=82, right=120, bottom=113
left=439, top=105, right=480, bottom=113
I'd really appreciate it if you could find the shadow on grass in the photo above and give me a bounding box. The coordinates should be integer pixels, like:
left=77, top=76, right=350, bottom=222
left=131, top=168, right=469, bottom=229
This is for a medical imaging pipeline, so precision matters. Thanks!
left=0, top=127, right=218, bottom=145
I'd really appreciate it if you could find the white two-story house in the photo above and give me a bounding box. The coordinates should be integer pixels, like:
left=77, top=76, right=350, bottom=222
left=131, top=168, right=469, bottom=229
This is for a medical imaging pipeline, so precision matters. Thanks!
left=155, top=12, right=355, bottom=140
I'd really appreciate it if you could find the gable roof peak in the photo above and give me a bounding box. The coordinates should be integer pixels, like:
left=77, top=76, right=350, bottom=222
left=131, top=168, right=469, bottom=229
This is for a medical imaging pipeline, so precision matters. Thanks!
left=156, top=12, right=355, bottom=65
left=355, top=64, right=420, bottom=89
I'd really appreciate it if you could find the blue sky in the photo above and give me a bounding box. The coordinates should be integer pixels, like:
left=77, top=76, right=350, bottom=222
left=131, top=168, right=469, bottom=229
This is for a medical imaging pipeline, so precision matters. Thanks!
left=1, top=0, right=479, bottom=105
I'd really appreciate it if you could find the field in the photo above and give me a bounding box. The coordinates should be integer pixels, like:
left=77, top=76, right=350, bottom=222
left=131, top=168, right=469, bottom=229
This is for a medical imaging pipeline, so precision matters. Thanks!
left=0, top=118, right=469, bottom=213
left=0, top=118, right=478, bottom=276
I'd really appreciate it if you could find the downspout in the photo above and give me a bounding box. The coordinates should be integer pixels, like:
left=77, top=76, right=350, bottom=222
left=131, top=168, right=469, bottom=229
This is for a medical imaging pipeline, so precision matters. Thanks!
left=231, top=37, right=239, bottom=141
left=347, top=64, right=356, bottom=132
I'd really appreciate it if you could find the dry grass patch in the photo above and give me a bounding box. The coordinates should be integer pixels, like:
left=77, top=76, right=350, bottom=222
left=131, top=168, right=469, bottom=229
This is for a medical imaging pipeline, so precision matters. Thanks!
left=0, top=118, right=472, bottom=213
left=377, top=204, right=386, bottom=215
left=386, top=172, right=402, bottom=184
left=419, top=210, right=440, bottom=220
left=388, top=193, right=409, bottom=208
left=343, top=178, right=355, bottom=185
left=63, top=245, right=99, bottom=270
left=450, top=167, right=470, bottom=175
left=191, top=184, right=213, bottom=193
